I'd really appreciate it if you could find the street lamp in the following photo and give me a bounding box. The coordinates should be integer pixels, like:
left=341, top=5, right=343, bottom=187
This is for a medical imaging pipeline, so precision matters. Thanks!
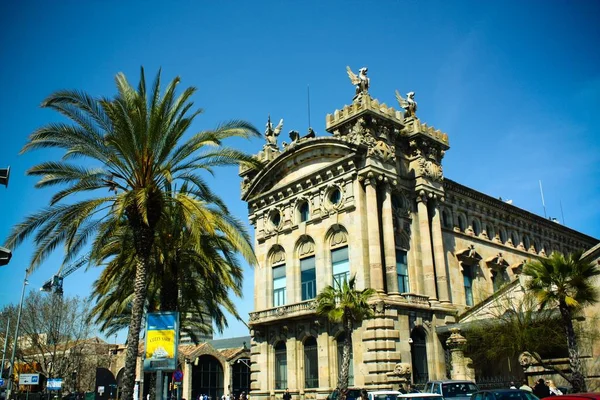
left=6, top=270, right=29, bottom=400
left=1, top=315, right=10, bottom=379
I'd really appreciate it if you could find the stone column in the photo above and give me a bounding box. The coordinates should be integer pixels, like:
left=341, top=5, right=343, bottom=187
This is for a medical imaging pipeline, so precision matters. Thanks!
left=382, top=182, right=399, bottom=294
left=365, top=177, right=384, bottom=292
left=430, top=202, right=450, bottom=302
left=183, top=359, right=192, bottom=400
left=417, top=193, right=437, bottom=300
left=446, top=328, right=475, bottom=381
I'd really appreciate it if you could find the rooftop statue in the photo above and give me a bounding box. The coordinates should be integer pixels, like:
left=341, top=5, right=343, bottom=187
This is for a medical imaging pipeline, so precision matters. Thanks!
left=395, top=90, right=418, bottom=119
left=347, top=66, right=370, bottom=100
left=264, top=115, right=284, bottom=147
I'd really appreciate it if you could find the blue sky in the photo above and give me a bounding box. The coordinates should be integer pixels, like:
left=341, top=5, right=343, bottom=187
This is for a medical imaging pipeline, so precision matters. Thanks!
left=0, top=1, right=599, bottom=341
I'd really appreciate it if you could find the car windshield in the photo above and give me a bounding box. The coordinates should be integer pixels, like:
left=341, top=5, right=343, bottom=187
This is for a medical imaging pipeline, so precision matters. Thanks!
left=442, top=383, right=479, bottom=397
left=372, top=395, right=399, bottom=400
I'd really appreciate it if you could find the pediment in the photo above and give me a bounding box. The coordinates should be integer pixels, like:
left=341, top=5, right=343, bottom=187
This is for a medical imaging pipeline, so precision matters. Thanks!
left=243, top=138, right=359, bottom=200
left=485, top=253, right=509, bottom=271
left=456, top=244, right=482, bottom=264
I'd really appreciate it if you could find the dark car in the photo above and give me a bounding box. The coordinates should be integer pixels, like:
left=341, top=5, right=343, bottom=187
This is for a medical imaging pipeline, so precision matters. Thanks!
left=328, top=389, right=363, bottom=400
left=472, top=389, right=539, bottom=400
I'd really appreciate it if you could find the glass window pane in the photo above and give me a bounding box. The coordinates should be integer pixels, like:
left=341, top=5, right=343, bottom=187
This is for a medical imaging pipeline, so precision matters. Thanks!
left=275, top=342, right=287, bottom=390
left=304, top=337, right=318, bottom=388
left=396, top=249, right=409, bottom=293
left=273, top=265, right=285, bottom=279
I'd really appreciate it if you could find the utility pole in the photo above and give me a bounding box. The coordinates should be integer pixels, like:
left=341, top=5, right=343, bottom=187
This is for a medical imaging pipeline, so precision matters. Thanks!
left=6, top=270, right=29, bottom=400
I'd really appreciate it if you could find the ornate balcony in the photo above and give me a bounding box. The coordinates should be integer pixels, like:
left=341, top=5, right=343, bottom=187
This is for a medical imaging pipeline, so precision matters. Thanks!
left=249, top=300, right=318, bottom=325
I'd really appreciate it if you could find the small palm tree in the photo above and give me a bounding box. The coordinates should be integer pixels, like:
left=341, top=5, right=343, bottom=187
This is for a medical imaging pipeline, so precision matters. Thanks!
left=5, top=68, right=260, bottom=400
left=316, top=276, right=375, bottom=393
left=523, top=250, right=600, bottom=393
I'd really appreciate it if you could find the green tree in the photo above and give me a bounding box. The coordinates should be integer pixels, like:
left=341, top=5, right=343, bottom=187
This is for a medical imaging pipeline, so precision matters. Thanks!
left=523, top=251, right=600, bottom=393
left=5, top=68, right=259, bottom=400
left=316, top=276, right=375, bottom=393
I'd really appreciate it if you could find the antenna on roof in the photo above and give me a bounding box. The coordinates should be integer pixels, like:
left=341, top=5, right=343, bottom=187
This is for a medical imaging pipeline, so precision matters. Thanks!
left=539, top=180, right=547, bottom=218
left=307, top=84, right=312, bottom=129
left=560, top=200, right=565, bottom=226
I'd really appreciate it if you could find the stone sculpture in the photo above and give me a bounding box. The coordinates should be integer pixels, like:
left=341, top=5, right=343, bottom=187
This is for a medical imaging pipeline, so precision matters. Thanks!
left=395, top=90, right=418, bottom=118
left=347, top=66, right=370, bottom=100
left=265, top=115, right=284, bottom=146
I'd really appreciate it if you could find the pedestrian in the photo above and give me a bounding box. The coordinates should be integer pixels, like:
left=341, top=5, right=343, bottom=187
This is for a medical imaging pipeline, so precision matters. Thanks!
left=360, top=390, right=369, bottom=400
left=241, top=393, right=247, bottom=400
left=407, top=384, right=419, bottom=394
left=547, top=381, right=563, bottom=396
left=509, top=382, right=517, bottom=390
left=398, top=385, right=407, bottom=394
left=283, top=389, right=291, bottom=400
left=533, top=379, right=551, bottom=399
left=519, top=379, right=532, bottom=393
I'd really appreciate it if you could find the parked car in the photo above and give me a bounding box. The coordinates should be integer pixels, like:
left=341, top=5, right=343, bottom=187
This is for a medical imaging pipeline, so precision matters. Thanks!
left=471, top=389, right=539, bottom=400
left=424, top=381, right=479, bottom=400
left=328, top=389, right=363, bottom=400
left=399, top=393, right=445, bottom=400
left=368, top=391, right=401, bottom=400
left=552, top=394, right=600, bottom=400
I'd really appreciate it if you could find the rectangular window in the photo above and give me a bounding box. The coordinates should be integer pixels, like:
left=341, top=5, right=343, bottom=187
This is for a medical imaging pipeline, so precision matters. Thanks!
left=275, top=344, right=287, bottom=390
left=301, top=256, right=316, bottom=301
left=332, top=247, right=350, bottom=288
left=463, top=267, right=473, bottom=306
left=273, top=265, right=286, bottom=307
left=396, top=249, right=409, bottom=293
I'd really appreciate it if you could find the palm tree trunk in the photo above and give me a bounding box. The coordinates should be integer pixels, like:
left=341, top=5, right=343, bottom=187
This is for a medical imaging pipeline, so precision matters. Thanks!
left=338, top=315, right=352, bottom=394
left=121, top=254, right=149, bottom=400
left=558, top=299, right=587, bottom=393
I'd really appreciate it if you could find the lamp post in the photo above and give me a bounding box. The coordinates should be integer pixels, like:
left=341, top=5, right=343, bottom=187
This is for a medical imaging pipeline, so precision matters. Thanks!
left=1, top=316, right=10, bottom=379
left=6, top=269, right=29, bottom=400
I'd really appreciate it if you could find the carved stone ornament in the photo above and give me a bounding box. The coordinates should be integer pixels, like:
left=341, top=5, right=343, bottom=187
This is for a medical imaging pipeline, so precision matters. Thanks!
left=347, top=66, right=370, bottom=101
left=486, top=253, right=509, bottom=272
left=518, top=351, right=537, bottom=368
left=456, top=245, right=482, bottom=265
left=393, top=362, right=412, bottom=377
left=276, top=307, right=287, bottom=317
left=418, top=156, right=444, bottom=181
left=270, top=248, right=286, bottom=265
left=330, top=229, right=348, bottom=247
left=369, top=139, right=396, bottom=163
left=446, top=327, right=467, bottom=351
left=298, top=239, right=315, bottom=257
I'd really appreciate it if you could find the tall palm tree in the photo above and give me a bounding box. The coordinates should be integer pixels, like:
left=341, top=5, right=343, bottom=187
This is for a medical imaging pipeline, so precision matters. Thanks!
left=316, top=276, right=375, bottom=393
left=5, top=68, right=260, bottom=400
left=523, top=250, right=600, bottom=393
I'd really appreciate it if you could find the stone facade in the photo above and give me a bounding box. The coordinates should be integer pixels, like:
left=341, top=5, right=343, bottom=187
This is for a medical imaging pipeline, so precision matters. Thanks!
left=240, top=91, right=597, bottom=400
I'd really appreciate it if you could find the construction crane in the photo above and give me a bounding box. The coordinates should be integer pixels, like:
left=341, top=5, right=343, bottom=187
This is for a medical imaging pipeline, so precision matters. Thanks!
left=40, top=257, right=88, bottom=296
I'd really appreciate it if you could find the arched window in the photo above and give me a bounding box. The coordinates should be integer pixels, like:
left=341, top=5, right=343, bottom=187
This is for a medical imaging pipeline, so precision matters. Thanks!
left=458, top=214, right=467, bottom=232
left=511, top=232, right=519, bottom=247
left=411, top=328, right=429, bottom=384
left=442, top=209, right=452, bottom=228
left=332, top=246, right=349, bottom=288
left=336, top=332, right=354, bottom=386
left=463, top=266, right=474, bottom=306
left=486, top=224, right=495, bottom=240
left=304, top=337, right=319, bottom=388
left=523, top=235, right=531, bottom=251
left=472, top=219, right=481, bottom=236
left=499, top=228, right=507, bottom=244
left=299, top=201, right=310, bottom=223
left=274, top=342, right=287, bottom=390
left=396, top=249, right=409, bottom=293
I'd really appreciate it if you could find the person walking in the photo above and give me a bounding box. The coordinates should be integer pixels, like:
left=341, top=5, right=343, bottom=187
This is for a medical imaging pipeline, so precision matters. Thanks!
left=283, top=389, right=291, bottom=400
left=533, top=379, right=551, bottom=398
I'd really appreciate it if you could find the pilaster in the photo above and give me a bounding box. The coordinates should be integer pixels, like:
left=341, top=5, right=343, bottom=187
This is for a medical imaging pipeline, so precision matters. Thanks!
left=430, top=201, right=450, bottom=302
left=417, top=192, right=437, bottom=300
left=364, top=177, right=384, bottom=292
left=382, top=182, right=399, bottom=294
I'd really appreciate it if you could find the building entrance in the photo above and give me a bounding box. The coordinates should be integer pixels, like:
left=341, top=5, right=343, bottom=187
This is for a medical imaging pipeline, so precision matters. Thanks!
left=192, top=355, right=224, bottom=400
left=411, top=327, right=429, bottom=384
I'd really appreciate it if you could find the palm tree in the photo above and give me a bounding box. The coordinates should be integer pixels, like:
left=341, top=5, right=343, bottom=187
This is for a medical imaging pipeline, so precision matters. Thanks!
left=523, top=250, right=600, bottom=393
left=5, top=68, right=260, bottom=400
left=316, top=276, right=375, bottom=393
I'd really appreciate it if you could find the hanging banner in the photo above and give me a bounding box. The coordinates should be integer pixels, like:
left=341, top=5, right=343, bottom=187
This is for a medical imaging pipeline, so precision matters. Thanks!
left=144, top=312, right=179, bottom=371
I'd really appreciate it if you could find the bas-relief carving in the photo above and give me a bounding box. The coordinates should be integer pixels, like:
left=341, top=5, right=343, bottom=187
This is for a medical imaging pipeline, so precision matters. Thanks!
left=298, top=238, right=315, bottom=257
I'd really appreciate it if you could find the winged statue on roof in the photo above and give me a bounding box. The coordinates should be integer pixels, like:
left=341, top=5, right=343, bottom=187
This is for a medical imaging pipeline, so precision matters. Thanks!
left=347, top=66, right=370, bottom=100
left=395, top=90, right=418, bottom=119
left=265, top=115, right=284, bottom=146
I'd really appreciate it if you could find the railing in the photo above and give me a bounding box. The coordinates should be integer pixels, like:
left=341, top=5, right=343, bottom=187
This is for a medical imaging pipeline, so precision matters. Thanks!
left=249, top=300, right=317, bottom=323
left=401, top=293, right=431, bottom=305
left=476, top=376, right=521, bottom=390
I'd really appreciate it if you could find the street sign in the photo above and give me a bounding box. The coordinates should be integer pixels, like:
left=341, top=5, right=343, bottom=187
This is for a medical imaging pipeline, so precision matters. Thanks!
left=172, top=369, right=183, bottom=382
left=19, top=373, right=40, bottom=385
left=47, top=378, right=63, bottom=390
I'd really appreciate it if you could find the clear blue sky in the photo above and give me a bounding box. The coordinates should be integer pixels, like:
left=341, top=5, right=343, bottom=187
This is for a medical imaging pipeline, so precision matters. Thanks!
left=1, top=1, right=599, bottom=341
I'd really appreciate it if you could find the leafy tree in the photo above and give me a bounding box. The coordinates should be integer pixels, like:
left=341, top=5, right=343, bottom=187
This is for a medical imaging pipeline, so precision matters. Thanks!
left=523, top=251, right=600, bottom=393
left=0, top=292, right=104, bottom=392
left=5, top=68, right=260, bottom=400
left=316, top=276, right=375, bottom=393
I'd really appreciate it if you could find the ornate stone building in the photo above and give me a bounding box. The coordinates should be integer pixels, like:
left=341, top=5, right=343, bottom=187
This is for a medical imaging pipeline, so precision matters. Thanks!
left=239, top=71, right=597, bottom=400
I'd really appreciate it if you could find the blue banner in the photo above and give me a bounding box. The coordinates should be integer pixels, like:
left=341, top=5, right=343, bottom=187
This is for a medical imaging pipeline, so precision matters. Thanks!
left=144, top=312, right=179, bottom=371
